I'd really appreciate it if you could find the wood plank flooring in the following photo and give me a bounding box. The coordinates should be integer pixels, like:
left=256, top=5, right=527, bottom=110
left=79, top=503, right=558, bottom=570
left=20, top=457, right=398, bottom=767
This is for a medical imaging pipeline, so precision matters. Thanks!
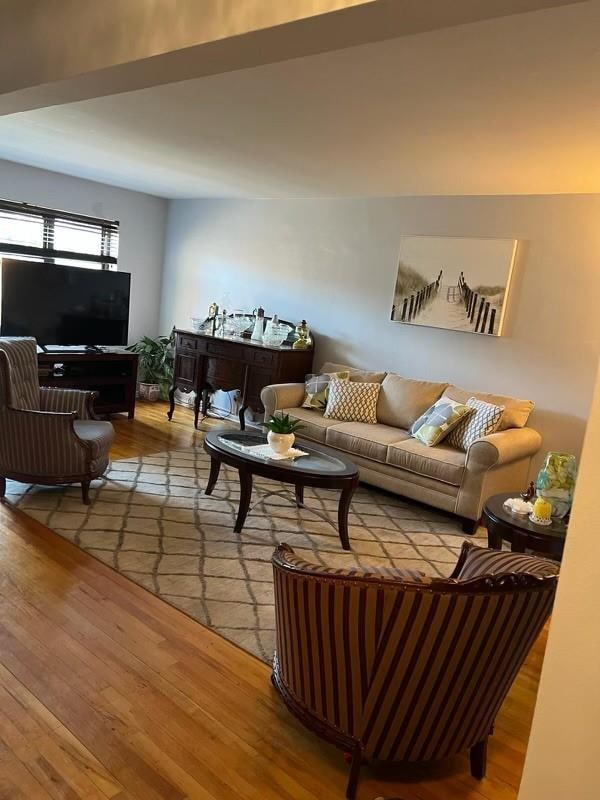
left=0, top=401, right=547, bottom=799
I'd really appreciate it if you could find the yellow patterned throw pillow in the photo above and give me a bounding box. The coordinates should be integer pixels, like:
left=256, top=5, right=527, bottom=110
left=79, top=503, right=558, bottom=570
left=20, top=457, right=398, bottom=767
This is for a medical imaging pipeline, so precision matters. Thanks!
left=410, top=396, right=474, bottom=447
left=302, top=370, right=350, bottom=409
left=324, top=379, right=381, bottom=424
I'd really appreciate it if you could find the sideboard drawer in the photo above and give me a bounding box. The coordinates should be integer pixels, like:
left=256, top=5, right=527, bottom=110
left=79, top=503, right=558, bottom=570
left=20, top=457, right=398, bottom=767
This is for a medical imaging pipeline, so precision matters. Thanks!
left=207, top=340, right=241, bottom=359
left=252, top=349, right=275, bottom=367
left=177, top=334, right=199, bottom=353
left=174, top=352, right=199, bottom=385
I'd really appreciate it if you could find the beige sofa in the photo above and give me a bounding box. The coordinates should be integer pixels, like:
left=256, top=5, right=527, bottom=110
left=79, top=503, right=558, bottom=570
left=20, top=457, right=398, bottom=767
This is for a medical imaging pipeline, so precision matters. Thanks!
left=261, top=362, right=542, bottom=531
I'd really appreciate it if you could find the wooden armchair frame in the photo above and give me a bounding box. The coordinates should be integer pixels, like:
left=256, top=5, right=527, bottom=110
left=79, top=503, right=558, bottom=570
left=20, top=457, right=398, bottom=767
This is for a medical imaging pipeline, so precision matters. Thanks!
left=271, top=541, right=558, bottom=798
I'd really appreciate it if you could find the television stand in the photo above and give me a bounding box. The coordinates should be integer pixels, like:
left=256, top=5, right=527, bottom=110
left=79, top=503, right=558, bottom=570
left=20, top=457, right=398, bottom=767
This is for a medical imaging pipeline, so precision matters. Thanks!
left=38, top=350, right=138, bottom=419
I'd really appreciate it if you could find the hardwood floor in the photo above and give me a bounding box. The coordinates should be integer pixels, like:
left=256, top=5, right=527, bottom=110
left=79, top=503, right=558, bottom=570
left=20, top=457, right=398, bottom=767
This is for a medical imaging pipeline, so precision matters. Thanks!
left=0, top=401, right=547, bottom=799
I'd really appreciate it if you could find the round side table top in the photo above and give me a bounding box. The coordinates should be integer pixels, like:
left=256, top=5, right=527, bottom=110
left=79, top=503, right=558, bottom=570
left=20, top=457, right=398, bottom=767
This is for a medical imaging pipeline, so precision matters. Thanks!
left=483, top=492, right=568, bottom=544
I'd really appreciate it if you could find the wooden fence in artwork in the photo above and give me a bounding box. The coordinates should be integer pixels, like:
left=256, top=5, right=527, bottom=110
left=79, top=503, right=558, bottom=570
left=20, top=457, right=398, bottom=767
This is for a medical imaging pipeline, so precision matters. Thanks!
left=457, top=272, right=497, bottom=335
left=393, top=270, right=443, bottom=322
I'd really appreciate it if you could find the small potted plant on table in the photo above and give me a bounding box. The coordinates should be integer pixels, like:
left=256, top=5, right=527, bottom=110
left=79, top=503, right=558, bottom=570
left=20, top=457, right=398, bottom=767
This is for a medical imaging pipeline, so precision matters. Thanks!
left=127, top=331, right=174, bottom=401
left=264, top=414, right=304, bottom=455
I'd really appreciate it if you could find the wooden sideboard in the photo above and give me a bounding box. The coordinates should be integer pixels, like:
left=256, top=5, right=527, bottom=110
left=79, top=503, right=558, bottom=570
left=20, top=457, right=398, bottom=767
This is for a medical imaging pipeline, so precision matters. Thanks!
left=167, top=328, right=314, bottom=429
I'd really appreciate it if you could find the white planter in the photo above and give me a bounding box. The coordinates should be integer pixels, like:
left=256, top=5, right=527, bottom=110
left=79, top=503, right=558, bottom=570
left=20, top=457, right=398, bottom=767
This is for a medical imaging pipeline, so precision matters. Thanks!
left=267, top=431, right=295, bottom=455
left=138, top=382, right=160, bottom=402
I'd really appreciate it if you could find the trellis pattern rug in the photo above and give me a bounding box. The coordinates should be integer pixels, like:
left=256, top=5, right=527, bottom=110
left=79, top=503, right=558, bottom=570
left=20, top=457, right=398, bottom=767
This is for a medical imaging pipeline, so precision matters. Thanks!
left=6, top=447, right=481, bottom=662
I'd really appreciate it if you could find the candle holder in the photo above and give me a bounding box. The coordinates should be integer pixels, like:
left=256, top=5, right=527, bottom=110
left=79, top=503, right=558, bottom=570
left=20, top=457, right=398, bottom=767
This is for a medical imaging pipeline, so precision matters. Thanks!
left=529, top=512, right=552, bottom=526
left=529, top=495, right=553, bottom=526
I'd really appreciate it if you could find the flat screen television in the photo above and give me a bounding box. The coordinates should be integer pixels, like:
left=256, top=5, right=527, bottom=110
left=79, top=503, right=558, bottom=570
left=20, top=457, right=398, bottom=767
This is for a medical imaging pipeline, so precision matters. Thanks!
left=1, top=259, right=131, bottom=347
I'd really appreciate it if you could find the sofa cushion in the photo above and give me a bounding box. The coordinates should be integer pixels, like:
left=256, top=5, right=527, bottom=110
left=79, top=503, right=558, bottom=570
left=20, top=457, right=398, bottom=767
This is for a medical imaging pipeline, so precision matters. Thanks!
left=326, top=422, right=409, bottom=462
left=410, top=396, right=474, bottom=446
left=73, top=420, right=115, bottom=460
left=324, top=379, right=380, bottom=424
left=376, top=373, right=448, bottom=430
left=386, top=438, right=466, bottom=486
left=282, top=407, right=341, bottom=444
left=302, top=370, right=349, bottom=409
left=446, top=396, right=505, bottom=451
left=320, top=361, right=386, bottom=384
left=445, top=385, right=534, bottom=430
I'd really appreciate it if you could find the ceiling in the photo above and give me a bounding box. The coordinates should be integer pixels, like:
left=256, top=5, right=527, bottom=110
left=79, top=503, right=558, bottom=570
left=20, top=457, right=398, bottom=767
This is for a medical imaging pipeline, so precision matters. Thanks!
left=0, top=1, right=598, bottom=199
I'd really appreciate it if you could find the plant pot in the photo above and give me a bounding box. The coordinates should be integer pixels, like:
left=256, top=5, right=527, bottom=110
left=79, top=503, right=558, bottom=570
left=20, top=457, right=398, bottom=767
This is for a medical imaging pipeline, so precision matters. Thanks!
left=138, top=382, right=161, bottom=402
left=267, top=431, right=295, bottom=455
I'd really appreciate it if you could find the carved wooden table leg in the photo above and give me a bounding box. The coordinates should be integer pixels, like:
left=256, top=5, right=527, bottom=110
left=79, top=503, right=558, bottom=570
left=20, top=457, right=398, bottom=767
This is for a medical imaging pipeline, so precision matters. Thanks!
left=204, top=457, right=222, bottom=496
left=239, top=364, right=249, bottom=431
left=234, top=467, right=253, bottom=533
left=295, top=484, right=304, bottom=508
left=194, top=391, right=202, bottom=429
left=167, top=383, right=176, bottom=420
left=337, top=477, right=358, bottom=551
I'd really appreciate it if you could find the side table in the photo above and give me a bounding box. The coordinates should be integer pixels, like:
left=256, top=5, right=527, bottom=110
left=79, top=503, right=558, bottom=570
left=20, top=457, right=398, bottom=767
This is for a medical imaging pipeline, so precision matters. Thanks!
left=482, top=492, right=566, bottom=559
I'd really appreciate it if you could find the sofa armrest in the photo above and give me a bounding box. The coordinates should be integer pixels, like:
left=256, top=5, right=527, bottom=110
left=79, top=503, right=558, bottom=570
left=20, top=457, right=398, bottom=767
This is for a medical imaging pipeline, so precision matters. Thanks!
left=260, top=383, right=305, bottom=419
left=466, top=427, right=542, bottom=471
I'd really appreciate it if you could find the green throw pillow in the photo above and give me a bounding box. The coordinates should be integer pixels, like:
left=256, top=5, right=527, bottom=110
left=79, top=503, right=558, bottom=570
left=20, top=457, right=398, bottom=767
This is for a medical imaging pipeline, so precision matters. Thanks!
left=302, top=370, right=350, bottom=410
left=410, top=396, right=474, bottom=447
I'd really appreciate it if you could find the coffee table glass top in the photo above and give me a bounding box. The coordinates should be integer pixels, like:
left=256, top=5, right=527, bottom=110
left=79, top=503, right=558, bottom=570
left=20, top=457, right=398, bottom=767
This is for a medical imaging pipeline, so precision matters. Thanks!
left=207, top=430, right=357, bottom=476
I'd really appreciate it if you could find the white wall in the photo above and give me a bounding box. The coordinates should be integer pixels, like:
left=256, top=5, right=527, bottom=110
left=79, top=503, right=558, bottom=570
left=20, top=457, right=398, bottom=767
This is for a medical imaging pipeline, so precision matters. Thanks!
left=518, top=359, right=600, bottom=800
left=160, top=195, right=600, bottom=466
left=0, top=158, right=167, bottom=343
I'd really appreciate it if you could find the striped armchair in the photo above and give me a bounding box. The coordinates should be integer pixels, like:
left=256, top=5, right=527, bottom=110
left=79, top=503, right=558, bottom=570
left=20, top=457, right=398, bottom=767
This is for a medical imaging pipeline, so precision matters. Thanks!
left=272, top=541, right=558, bottom=798
left=0, top=338, right=114, bottom=504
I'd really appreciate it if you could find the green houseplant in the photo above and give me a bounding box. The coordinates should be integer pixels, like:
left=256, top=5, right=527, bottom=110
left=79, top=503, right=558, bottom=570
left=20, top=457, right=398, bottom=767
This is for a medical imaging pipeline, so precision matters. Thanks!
left=264, top=413, right=303, bottom=454
left=127, top=331, right=174, bottom=401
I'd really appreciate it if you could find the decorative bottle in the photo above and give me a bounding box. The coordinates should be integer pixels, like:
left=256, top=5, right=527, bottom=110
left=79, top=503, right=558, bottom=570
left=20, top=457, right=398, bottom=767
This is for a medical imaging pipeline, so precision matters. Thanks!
left=251, top=307, right=265, bottom=342
left=293, top=320, right=311, bottom=350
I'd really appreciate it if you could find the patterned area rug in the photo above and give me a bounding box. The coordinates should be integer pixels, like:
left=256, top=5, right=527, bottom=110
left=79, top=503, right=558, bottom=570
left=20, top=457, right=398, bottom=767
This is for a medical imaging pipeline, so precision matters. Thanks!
left=6, top=446, right=481, bottom=662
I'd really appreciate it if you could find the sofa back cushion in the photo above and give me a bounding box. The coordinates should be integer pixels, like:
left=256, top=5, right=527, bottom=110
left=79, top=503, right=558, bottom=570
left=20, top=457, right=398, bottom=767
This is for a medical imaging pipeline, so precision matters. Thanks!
left=376, top=373, right=448, bottom=431
left=320, top=361, right=386, bottom=384
left=445, top=385, right=534, bottom=430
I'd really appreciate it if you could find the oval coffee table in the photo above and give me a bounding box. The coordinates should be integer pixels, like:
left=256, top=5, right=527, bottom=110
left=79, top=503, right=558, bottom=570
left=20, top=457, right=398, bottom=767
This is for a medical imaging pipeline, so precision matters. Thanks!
left=203, top=430, right=359, bottom=550
left=482, top=492, right=567, bottom=559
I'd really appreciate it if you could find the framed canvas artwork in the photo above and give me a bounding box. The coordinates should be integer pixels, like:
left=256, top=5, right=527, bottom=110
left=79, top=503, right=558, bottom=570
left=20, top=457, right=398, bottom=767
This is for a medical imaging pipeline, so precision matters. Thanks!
left=390, top=235, right=518, bottom=336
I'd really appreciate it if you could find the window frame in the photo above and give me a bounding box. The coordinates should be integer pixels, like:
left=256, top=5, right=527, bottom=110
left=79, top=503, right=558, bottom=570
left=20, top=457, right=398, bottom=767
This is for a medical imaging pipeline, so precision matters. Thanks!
left=0, top=199, right=119, bottom=269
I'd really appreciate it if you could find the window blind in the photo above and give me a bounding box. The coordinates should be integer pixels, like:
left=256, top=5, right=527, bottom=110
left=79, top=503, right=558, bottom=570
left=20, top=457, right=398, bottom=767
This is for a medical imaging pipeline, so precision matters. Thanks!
left=0, top=199, right=119, bottom=268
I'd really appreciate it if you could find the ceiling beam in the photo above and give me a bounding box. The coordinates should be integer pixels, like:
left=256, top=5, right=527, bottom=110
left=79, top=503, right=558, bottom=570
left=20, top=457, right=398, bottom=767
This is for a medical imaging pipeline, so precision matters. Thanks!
left=0, top=0, right=586, bottom=116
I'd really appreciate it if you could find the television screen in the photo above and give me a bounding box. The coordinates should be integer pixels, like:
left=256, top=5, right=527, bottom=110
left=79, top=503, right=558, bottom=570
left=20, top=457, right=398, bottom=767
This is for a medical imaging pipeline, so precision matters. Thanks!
left=0, top=259, right=131, bottom=346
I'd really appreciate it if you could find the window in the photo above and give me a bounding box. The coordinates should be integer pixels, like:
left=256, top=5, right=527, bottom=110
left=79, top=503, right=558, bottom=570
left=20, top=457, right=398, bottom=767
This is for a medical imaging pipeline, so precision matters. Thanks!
left=0, top=199, right=119, bottom=269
